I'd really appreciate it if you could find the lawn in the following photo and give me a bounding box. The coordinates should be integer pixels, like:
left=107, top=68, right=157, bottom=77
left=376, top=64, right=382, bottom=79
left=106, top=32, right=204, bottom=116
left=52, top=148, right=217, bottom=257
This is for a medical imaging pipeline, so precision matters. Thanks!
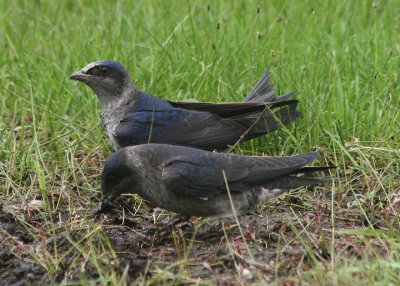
left=1, top=0, right=399, bottom=284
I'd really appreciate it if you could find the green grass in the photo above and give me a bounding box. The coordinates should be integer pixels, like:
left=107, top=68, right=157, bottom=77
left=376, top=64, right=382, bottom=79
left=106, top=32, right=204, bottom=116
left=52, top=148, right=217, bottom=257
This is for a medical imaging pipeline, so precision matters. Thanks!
left=1, top=0, right=400, bottom=285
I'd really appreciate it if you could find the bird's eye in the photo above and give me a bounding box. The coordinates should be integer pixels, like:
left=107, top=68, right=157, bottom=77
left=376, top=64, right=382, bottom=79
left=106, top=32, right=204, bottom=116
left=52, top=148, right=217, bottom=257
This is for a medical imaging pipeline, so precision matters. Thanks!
left=100, top=67, right=111, bottom=75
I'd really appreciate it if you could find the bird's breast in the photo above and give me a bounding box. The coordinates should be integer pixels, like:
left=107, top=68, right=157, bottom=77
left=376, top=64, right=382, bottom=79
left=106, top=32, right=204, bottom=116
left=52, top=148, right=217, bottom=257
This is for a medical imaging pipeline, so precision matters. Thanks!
left=101, top=104, right=127, bottom=151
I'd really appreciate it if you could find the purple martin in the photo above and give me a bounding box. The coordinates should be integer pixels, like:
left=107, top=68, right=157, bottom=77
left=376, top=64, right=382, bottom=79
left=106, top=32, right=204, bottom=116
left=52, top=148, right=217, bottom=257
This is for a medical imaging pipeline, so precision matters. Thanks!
left=100, top=144, right=332, bottom=217
left=70, top=60, right=301, bottom=151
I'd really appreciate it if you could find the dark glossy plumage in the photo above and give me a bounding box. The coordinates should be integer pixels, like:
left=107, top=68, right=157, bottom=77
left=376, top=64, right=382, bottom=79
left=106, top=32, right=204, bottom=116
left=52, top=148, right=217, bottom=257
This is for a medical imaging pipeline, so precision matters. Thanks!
left=70, top=60, right=301, bottom=151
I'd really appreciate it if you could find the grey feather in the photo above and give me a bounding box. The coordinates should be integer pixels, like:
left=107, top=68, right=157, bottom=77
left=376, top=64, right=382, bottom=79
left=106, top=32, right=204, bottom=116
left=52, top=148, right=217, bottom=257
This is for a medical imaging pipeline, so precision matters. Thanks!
left=101, top=144, right=333, bottom=217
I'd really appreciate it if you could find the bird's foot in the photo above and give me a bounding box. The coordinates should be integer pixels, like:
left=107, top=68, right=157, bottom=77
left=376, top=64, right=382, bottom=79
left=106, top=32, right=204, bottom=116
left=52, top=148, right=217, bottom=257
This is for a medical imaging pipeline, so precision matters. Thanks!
left=145, top=215, right=197, bottom=236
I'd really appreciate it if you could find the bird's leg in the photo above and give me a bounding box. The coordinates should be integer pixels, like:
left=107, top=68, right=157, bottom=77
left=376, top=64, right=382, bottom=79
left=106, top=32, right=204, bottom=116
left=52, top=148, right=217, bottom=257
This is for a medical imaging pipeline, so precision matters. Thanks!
left=90, top=197, right=135, bottom=218
left=145, top=214, right=196, bottom=236
left=89, top=200, right=119, bottom=217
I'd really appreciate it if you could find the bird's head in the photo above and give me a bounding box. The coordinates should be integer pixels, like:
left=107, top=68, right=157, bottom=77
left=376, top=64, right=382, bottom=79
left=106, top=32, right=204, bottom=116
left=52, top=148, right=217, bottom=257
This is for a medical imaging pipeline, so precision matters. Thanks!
left=100, top=147, right=143, bottom=209
left=69, top=60, right=134, bottom=101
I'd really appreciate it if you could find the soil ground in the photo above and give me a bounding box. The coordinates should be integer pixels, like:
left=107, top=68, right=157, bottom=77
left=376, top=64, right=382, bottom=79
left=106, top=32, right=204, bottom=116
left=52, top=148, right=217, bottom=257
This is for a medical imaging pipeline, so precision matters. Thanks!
left=2, top=178, right=391, bottom=285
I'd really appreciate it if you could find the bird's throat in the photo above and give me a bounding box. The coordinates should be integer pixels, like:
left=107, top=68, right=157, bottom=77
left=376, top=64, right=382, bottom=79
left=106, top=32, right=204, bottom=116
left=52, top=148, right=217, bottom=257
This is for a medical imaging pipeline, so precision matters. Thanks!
left=100, top=88, right=137, bottom=151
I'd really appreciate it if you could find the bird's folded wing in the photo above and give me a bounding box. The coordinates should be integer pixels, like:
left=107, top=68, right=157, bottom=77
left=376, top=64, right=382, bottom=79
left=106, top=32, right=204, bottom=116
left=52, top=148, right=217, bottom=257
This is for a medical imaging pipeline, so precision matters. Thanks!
left=168, top=99, right=298, bottom=118
left=115, top=109, right=185, bottom=146
left=115, top=108, right=249, bottom=149
left=161, top=151, right=319, bottom=198
left=161, top=111, right=250, bottom=149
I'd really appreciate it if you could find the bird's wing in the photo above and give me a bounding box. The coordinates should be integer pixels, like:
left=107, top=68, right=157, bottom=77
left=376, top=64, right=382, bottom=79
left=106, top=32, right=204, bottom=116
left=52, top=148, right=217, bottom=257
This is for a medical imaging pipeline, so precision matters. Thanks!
left=115, top=107, right=250, bottom=150
left=161, top=151, right=319, bottom=198
left=114, top=108, right=185, bottom=146
left=159, top=110, right=249, bottom=149
left=115, top=89, right=300, bottom=150
left=168, top=99, right=298, bottom=118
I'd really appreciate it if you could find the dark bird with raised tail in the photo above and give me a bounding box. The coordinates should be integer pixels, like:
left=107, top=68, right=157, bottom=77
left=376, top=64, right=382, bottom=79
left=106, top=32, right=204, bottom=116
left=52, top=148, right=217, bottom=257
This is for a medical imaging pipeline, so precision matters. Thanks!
left=70, top=60, right=301, bottom=151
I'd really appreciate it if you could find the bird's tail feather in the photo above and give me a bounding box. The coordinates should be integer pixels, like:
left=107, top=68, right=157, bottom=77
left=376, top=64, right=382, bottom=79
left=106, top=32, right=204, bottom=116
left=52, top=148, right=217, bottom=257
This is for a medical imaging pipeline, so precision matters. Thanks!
left=292, top=166, right=337, bottom=174
left=257, top=176, right=330, bottom=201
left=244, top=69, right=296, bottom=103
left=243, top=102, right=302, bottom=139
left=241, top=69, right=301, bottom=136
left=257, top=163, right=334, bottom=201
left=263, top=176, right=333, bottom=191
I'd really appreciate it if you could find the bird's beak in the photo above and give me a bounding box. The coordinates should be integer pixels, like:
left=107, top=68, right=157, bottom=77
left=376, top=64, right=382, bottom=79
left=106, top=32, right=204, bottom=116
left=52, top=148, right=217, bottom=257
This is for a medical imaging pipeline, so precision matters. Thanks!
left=100, top=199, right=115, bottom=212
left=69, top=70, right=86, bottom=81
left=100, top=195, right=119, bottom=211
